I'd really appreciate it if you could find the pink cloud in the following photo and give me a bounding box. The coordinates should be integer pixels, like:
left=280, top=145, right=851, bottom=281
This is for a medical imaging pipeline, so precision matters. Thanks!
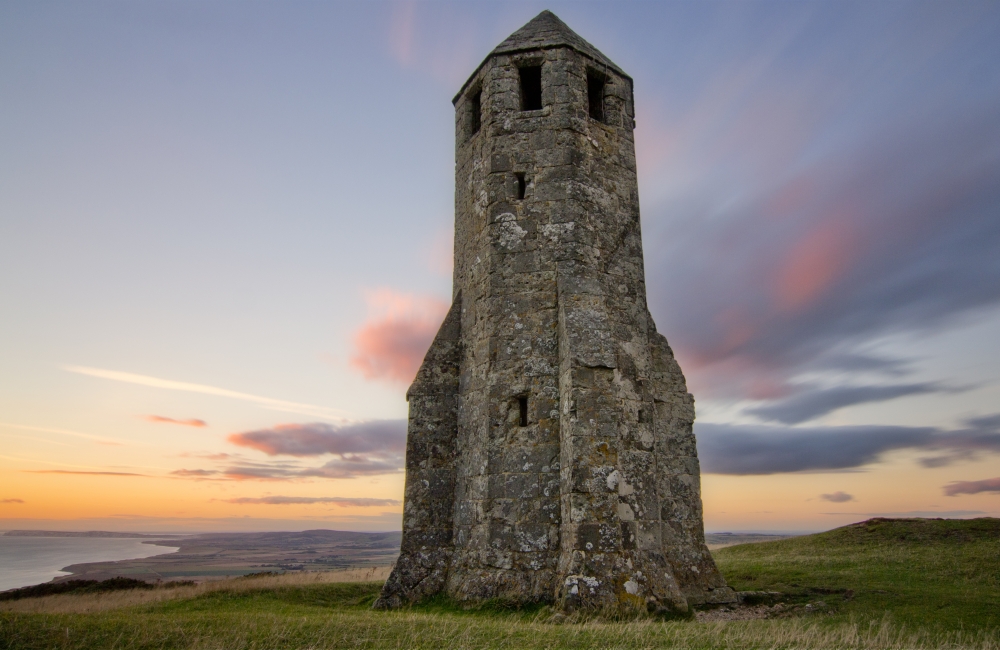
left=350, top=288, right=449, bottom=384
left=145, top=415, right=207, bottom=428
left=773, top=220, right=855, bottom=313
left=385, top=1, right=479, bottom=86
left=425, top=227, right=454, bottom=277
left=388, top=0, right=416, bottom=67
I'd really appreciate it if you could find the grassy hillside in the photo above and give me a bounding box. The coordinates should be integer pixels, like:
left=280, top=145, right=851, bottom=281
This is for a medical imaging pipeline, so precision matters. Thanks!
left=715, top=517, right=1000, bottom=632
left=1, top=518, right=997, bottom=650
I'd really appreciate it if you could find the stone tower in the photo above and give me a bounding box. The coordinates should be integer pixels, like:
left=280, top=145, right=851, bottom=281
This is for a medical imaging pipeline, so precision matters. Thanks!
left=375, top=11, right=735, bottom=613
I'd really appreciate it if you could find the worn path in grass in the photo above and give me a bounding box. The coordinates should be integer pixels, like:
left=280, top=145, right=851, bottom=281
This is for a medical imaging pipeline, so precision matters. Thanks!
left=1, top=518, right=997, bottom=649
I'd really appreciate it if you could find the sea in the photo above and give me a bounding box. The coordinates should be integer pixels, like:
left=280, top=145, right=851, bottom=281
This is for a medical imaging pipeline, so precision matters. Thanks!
left=0, top=536, right=179, bottom=592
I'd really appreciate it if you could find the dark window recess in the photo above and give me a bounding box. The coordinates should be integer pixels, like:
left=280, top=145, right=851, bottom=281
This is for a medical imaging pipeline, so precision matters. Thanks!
left=518, top=396, right=528, bottom=427
left=515, top=172, right=526, bottom=200
left=520, top=66, right=542, bottom=111
left=470, top=90, right=482, bottom=135
left=587, top=72, right=605, bottom=122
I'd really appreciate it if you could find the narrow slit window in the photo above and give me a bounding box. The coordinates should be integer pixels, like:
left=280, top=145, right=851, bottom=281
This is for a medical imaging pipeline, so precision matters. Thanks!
left=518, top=396, right=528, bottom=427
left=470, top=90, right=482, bottom=135
left=515, top=172, right=526, bottom=200
left=519, top=66, right=542, bottom=111
left=587, top=72, right=605, bottom=122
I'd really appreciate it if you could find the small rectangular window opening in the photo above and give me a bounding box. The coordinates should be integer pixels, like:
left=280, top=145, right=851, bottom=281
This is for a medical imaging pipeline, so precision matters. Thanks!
left=470, top=90, right=482, bottom=135
left=515, top=172, right=526, bottom=200
left=587, top=71, right=605, bottom=123
left=518, top=396, right=528, bottom=427
left=519, top=65, right=542, bottom=111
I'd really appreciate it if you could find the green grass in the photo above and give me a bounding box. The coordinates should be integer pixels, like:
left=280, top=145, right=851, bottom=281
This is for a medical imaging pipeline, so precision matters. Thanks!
left=1, top=518, right=998, bottom=649
left=715, top=517, right=1000, bottom=632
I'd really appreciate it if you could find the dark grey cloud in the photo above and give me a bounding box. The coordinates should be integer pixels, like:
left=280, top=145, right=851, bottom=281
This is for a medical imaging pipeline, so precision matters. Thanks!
left=917, top=415, right=1000, bottom=468
left=695, top=423, right=935, bottom=475
left=223, top=496, right=401, bottom=506
left=966, top=414, right=1000, bottom=431
left=228, top=420, right=405, bottom=457
left=747, top=383, right=948, bottom=424
left=222, top=420, right=407, bottom=480
left=171, top=469, right=218, bottom=477
left=820, top=491, right=853, bottom=503
left=816, top=354, right=913, bottom=377
left=695, top=420, right=1000, bottom=475
left=944, top=477, right=1000, bottom=497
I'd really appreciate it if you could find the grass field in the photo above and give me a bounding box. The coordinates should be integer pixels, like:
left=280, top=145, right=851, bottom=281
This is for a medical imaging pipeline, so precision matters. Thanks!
left=1, top=518, right=997, bottom=649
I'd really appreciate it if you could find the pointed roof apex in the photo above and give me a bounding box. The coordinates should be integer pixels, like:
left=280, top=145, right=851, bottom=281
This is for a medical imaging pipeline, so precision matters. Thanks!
left=491, top=10, right=626, bottom=76
left=454, top=10, right=628, bottom=103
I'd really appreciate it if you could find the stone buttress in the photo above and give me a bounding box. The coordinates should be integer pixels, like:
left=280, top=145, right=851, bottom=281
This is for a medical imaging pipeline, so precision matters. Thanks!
left=375, top=10, right=735, bottom=613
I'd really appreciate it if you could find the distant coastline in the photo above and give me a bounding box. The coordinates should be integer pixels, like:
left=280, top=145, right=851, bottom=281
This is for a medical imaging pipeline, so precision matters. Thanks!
left=0, top=535, right=182, bottom=592
left=2, top=530, right=183, bottom=539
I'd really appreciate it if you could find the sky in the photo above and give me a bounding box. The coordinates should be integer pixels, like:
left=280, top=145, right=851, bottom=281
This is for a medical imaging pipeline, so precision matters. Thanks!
left=1, top=0, right=999, bottom=534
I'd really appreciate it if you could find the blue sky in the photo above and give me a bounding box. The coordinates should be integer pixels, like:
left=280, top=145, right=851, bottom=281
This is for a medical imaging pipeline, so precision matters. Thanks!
left=1, top=0, right=999, bottom=532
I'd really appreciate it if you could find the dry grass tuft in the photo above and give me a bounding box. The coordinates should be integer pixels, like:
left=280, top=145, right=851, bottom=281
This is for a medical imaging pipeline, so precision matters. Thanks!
left=0, top=566, right=391, bottom=614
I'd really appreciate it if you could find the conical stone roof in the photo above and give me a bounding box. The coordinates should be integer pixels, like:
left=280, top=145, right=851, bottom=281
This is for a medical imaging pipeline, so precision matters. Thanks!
left=454, top=10, right=628, bottom=102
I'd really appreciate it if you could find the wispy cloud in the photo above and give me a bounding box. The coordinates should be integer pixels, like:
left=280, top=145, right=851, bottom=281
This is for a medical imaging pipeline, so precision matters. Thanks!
left=145, top=415, right=207, bottom=428
left=179, top=452, right=232, bottom=461
left=27, top=469, right=147, bottom=477
left=171, top=459, right=405, bottom=482
left=0, top=421, right=125, bottom=446
left=222, top=457, right=403, bottom=481
left=1, top=498, right=25, bottom=504
left=944, top=477, right=1000, bottom=497
left=63, top=366, right=346, bottom=421
left=819, top=491, right=854, bottom=503
left=0, top=432, right=72, bottom=447
left=821, top=510, right=987, bottom=518
left=349, top=289, right=449, bottom=384
left=171, top=469, right=218, bottom=478
left=222, top=496, right=401, bottom=507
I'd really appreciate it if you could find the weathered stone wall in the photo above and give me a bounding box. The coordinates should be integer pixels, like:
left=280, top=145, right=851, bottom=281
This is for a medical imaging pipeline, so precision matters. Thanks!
left=374, top=298, right=462, bottom=609
left=377, top=10, right=735, bottom=613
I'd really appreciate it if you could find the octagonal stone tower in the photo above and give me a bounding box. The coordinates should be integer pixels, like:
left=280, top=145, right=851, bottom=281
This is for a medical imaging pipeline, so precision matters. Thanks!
left=375, top=11, right=735, bottom=613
